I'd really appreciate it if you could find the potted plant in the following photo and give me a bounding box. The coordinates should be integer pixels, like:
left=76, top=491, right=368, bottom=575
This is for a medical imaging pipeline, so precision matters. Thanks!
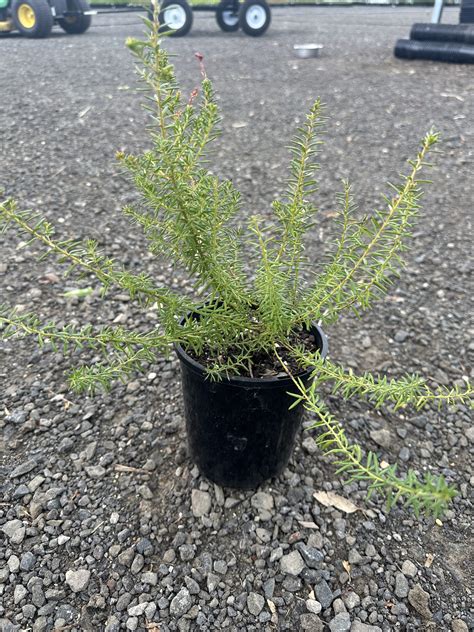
left=0, top=20, right=471, bottom=517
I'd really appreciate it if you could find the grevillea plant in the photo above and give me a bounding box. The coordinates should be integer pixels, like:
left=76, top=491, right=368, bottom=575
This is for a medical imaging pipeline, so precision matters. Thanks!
left=0, top=19, right=472, bottom=516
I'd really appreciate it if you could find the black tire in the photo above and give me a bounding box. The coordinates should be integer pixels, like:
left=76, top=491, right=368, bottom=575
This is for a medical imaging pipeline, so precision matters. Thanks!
left=158, top=0, right=193, bottom=37
left=239, top=0, right=270, bottom=37
left=58, top=0, right=91, bottom=34
left=216, top=1, right=239, bottom=32
left=12, top=0, right=53, bottom=38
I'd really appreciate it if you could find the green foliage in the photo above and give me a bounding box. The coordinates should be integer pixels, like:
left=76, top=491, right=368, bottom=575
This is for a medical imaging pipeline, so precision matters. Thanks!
left=287, top=379, right=457, bottom=518
left=0, top=20, right=469, bottom=517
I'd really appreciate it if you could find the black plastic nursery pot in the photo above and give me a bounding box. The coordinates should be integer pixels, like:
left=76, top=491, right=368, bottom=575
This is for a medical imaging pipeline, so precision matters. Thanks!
left=175, top=324, right=328, bottom=489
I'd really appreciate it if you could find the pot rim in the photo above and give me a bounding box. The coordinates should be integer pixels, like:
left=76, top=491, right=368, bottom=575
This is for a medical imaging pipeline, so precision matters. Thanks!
left=175, top=321, right=328, bottom=388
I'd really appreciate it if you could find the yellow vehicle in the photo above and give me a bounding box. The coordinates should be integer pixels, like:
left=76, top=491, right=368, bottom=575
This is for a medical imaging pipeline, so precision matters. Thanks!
left=0, top=0, right=92, bottom=37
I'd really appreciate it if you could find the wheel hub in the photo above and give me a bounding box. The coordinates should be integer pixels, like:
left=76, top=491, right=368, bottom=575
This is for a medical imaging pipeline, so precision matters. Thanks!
left=222, top=9, right=238, bottom=26
left=163, top=4, right=186, bottom=30
left=245, top=4, right=266, bottom=29
left=17, top=3, right=36, bottom=28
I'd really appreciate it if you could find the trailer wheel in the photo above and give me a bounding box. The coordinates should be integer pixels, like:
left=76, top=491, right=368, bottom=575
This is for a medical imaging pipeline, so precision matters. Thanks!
left=12, top=0, right=53, bottom=37
left=216, top=1, right=239, bottom=32
left=159, top=0, right=193, bottom=37
left=239, top=0, right=270, bottom=36
left=58, top=0, right=91, bottom=34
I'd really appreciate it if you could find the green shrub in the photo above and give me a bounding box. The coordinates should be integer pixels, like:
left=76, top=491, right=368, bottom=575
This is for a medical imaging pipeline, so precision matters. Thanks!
left=1, top=20, right=471, bottom=516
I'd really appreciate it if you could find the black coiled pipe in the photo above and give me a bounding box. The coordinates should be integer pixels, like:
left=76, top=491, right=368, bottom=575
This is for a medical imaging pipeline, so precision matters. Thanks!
left=410, top=22, right=474, bottom=45
left=394, top=38, right=474, bottom=64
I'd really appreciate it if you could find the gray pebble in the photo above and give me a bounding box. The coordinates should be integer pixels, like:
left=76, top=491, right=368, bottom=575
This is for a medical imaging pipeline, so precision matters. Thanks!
left=20, top=552, right=36, bottom=572
left=394, top=330, right=409, bottom=343
left=395, top=572, right=409, bottom=598
left=14, top=585, right=28, bottom=604
left=65, top=569, right=91, bottom=593
left=401, top=560, right=417, bottom=578
left=300, top=613, right=324, bottom=631
left=247, top=592, right=264, bottom=616
left=170, top=587, right=192, bottom=617
left=280, top=550, right=305, bottom=576
left=329, top=612, right=351, bottom=632
left=298, top=544, right=324, bottom=568
left=408, top=584, right=432, bottom=619
left=191, top=489, right=211, bottom=517
left=314, top=579, right=334, bottom=609
left=350, top=623, right=382, bottom=632
left=306, top=599, right=322, bottom=614
left=2, top=519, right=26, bottom=544
left=84, top=465, right=106, bottom=479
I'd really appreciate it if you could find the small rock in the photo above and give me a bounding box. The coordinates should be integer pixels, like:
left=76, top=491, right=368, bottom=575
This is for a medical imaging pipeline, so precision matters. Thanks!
left=213, top=559, right=227, bottom=574
left=184, top=576, right=200, bottom=595
left=333, top=598, right=346, bottom=615
left=369, top=429, right=392, bottom=449
left=84, top=465, right=106, bottom=479
left=298, top=544, right=323, bottom=568
left=207, top=573, right=219, bottom=592
left=145, top=603, right=157, bottom=619
left=300, top=613, right=324, bottom=632
left=105, top=615, right=121, bottom=632
left=7, top=555, right=20, bottom=573
left=28, top=475, right=45, bottom=492
left=314, top=579, right=334, bottom=609
left=401, top=559, right=417, bottom=578
left=280, top=550, right=305, bottom=576
left=247, top=592, right=265, bottom=616
left=10, top=459, right=38, bottom=478
left=130, top=554, right=144, bottom=575
left=394, top=330, right=409, bottom=343
left=2, top=519, right=26, bottom=544
left=263, top=577, right=275, bottom=599
left=306, top=599, right=322, bottom=614
left=116, top=593, right=132, bottom=611
left=451, top=620, right=469, bottom=632
left=136, top=537, right=153, bottom=556
left=348, top=548, right=363, bottom=565
left=56, top=604, right=77, bottom=623
left=179, top=544, right=196, bottom=562
left=394, top=572, right=409, bottom=598
left=127, top=602, right=148, bottom=617
left=137, top=484, right=153, bottom=499
left=250, top=491, right=274, bottom=519
left=20, top=552, right=36, bottom=572
left=141, top=572, right=158, bottom=586
left=118, top=547, right=135, bottom=566
left=170, top=588, right=192, bottom=617
left=14, top=585, right=28, bottom=604
left=350, top=623, right=382, bottom=632
left=408, top=583, right=432, bottom=619
left=365, top=544, right=377, bottom=557
left=302, top=436, right=318, bottom=454
left=163, top=549, right=176, bottom=564
left=343, top=591, right=360, bottom=610
left=6, top=409, right=28, bottom=425
left=329, top=612, right=351, bottom=632
left=65, top=569, right=91, bottom=593
left=398, top=447, right=410, bottom=462
left=191, top=490, right=211, bottom=517
left=31, top=584, right=45, bottom=607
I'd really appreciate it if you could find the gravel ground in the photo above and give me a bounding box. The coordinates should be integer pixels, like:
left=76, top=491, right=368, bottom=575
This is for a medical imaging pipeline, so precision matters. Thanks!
left=1, top=7, right=473, bottom=632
